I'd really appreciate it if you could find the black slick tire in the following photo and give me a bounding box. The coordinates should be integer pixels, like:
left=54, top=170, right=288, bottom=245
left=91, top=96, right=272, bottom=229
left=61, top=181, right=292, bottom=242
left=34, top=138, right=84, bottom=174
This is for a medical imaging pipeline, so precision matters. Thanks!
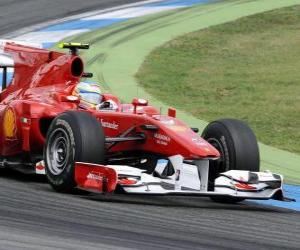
left=44, top=111, right=106, bottom=192
left=201, top=119, right=260, bottom=203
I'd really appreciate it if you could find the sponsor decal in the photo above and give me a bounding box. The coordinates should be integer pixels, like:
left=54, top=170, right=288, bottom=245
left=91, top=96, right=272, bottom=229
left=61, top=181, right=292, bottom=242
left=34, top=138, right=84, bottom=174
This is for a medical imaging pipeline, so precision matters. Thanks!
left=77, top=170, right=106, bottom=192
left=87, top=172, right=103, bottom=182
left=192, top=137, right=212, bottom=152
left=3, top=107, right=17, bottom=139
left=100, top=119, right=119, bottom=130
left=192, top=137, right=208, bottom=146
left=154, top=133, right=170, bottom=146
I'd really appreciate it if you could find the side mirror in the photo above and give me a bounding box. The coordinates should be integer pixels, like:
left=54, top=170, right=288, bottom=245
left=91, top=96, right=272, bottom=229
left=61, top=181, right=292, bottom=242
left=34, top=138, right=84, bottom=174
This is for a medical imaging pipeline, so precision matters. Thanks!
left=131, top=98, right=148, bottom=113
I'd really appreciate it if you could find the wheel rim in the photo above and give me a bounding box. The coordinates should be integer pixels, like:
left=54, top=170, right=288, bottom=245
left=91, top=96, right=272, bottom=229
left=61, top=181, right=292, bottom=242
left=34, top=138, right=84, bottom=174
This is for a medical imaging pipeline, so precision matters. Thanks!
left=207, top=137, right=229, bottom=173
left=46, top=128, right=72, bottom=175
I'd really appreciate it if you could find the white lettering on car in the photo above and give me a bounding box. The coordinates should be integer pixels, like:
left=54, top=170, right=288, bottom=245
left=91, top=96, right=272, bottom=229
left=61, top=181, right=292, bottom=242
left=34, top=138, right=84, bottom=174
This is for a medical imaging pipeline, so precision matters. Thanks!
left=87, top=172, right=103, bottom=181
left=154, top=133, right=170, bottom=146
left=100, top=119, right=119, bottom=130
left=192, top=137, right=208, bottom=146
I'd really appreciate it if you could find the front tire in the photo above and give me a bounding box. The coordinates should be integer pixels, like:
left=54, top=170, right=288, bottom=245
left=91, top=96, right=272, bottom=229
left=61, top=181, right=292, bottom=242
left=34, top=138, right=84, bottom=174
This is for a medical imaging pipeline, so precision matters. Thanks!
left=202, top=119, right=260, bottom=203
left=44, top=111, right=106, bottom=192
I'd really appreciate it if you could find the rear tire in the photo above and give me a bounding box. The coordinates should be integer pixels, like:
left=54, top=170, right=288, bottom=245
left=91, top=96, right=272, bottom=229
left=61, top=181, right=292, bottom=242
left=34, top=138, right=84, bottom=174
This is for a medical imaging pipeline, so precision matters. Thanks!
left=201, top=119, right=259, bottom=203
left=44, top=111, right=106, bottom=192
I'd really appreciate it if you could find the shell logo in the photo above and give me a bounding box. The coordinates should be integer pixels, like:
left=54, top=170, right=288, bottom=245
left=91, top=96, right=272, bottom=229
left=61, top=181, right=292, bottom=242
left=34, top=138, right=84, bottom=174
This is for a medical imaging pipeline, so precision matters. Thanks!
left=3, top=108, right=17, bottom=139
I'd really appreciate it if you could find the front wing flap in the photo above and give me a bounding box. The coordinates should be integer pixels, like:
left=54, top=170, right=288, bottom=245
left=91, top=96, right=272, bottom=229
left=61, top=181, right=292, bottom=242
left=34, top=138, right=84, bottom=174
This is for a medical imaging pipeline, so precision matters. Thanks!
left=75, top=162, right=117, bottom=193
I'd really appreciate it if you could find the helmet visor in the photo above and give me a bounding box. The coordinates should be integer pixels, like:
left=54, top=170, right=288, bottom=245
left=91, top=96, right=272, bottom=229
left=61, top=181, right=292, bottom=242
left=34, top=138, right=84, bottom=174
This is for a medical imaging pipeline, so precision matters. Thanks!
left=79, top=92, right=102, bottom=105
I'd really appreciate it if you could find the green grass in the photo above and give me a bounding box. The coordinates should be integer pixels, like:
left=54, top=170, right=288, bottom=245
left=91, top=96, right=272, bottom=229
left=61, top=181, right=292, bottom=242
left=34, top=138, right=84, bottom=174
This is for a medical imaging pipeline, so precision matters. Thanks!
left=136, top=5, right=300, bottom=154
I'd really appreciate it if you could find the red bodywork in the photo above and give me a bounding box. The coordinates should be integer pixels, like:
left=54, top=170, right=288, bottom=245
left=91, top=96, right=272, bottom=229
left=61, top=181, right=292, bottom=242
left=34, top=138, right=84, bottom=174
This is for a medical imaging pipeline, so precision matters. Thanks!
left=0, top=43, right=219, bottom=161
left=75, top=162, right=117, bottom=193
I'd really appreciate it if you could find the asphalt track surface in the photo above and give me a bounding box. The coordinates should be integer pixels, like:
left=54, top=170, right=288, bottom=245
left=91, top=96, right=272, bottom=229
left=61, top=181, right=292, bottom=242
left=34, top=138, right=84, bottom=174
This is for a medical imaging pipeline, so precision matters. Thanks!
left=0, top=0, right=145, bottom=36
left=0, top=1, right=300, bottom=249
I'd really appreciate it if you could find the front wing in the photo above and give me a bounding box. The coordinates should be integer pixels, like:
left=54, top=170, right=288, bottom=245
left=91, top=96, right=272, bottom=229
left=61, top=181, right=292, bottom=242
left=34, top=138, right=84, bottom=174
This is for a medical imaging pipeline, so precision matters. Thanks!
left=73, top=155, right=292, bottom=202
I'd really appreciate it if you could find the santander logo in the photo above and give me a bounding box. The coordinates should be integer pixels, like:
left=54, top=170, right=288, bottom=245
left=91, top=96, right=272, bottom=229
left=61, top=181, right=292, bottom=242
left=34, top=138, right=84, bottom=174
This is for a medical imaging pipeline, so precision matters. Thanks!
left=87, top=172, right=103, bottom=181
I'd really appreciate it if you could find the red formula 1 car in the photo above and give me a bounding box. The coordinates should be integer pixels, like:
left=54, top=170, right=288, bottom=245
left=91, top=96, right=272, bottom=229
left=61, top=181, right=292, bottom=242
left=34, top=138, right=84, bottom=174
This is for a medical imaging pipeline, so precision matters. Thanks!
left=0, top=41, right=290, bottom=203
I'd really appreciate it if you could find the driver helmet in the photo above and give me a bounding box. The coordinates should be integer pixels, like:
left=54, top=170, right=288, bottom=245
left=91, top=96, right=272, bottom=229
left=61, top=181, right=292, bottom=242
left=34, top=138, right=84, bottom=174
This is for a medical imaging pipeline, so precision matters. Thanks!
left=75, top=81, right=103, bottom=107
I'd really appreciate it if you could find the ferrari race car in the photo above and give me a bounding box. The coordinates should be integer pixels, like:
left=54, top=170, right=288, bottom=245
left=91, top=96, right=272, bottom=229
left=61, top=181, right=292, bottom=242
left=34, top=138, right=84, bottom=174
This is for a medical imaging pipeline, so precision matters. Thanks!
left=0, top=41, right=292, bottom=203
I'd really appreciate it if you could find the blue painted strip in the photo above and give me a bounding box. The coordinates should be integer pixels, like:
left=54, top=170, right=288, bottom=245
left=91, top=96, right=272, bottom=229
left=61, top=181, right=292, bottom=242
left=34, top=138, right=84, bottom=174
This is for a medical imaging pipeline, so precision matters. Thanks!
left=42, top=42, right=56, bottom=49
left=251, top=184, right=300, bottom=211
left=39, top=19, right=128, bottom=32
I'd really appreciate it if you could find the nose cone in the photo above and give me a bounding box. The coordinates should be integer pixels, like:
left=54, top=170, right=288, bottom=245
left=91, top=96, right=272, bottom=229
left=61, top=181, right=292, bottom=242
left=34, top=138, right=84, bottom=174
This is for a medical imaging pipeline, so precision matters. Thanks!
left=164, top=122, right=220, bottom=158
left=189, top=136, right=220, bottom=158
left=150, top=115, right=220, bottom=159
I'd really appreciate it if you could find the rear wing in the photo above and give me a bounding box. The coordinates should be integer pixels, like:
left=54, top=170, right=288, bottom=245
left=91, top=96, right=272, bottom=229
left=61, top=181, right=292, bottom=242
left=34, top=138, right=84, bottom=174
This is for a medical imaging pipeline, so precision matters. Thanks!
left=0, top=39, right=42, bottom=51
left=0, top=41, right=89, bottom=96
left=0, top=40, right=43, bottom=90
